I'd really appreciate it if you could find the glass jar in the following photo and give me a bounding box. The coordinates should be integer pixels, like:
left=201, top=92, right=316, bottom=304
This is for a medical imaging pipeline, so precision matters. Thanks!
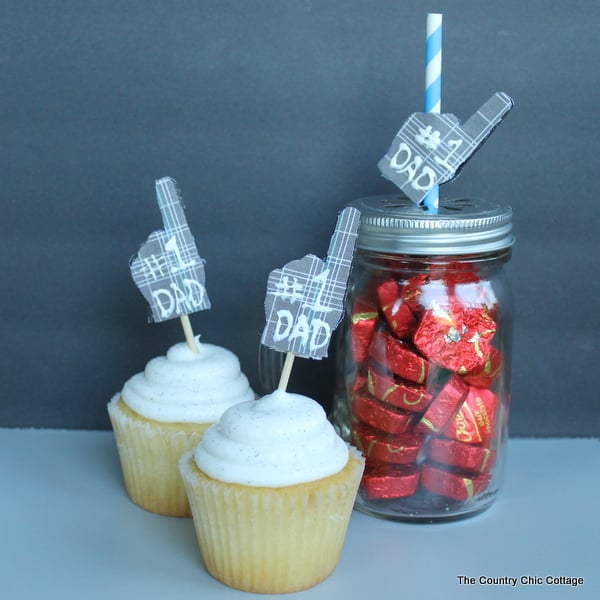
left=333, top=195, right=514, bottom=522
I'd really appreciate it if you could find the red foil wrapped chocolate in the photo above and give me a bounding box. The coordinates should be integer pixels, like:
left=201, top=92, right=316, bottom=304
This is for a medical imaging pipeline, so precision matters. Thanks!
left=427, top=438, right=496, bottom=474
left=361, top=464, right=421, bottom=499
left=443, top=387, right=499, bottom=444
left=454, top=280, right=498, bottom=316
left=350, top=298, right=378, bottom=363
left=352, top=392, right=416, bottom=435
left=376, top=279, right=417, bottom=339
left=463, top=347, right=503, bottom=387
left=367, top=369, right=433, bottom=413
left=352, top=420, right=425, bottom=465
left=421, top=464, right=491, bottom=501
left=352, top=370, right=368, bottom=392
left=414, top=278, right=451, bottom=311
left=414, top=299, right=496, bottom=373
left=368, top=328, right=388, bottom=366
left=386, top=335, right=431, bottom=385
left=415, top=374, right=468, bottom=435
left=429, top=261, right=480, bottom=292
left=399, top=273, right=430, bottom=315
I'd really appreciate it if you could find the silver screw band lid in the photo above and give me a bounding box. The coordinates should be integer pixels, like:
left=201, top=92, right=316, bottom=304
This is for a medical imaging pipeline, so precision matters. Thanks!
left=350, top=195, right=514, bottom=255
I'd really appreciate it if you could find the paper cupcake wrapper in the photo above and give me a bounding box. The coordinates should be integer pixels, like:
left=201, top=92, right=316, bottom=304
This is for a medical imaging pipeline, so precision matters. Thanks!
left=108, top=396, right=211, bottom=517
left=179, top=446, right=365, bottom=594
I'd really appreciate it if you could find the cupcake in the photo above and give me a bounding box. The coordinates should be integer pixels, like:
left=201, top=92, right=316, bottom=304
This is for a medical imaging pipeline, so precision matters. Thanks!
left=108, top=338, right=254, bottom=517
left=179, top=389, right=365, bottom=593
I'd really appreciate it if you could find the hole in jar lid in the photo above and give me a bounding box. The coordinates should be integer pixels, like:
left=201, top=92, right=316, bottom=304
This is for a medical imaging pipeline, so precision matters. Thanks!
left=445, top=199, right=478, bottom=211
left=380, top=197, right=413, bottom=209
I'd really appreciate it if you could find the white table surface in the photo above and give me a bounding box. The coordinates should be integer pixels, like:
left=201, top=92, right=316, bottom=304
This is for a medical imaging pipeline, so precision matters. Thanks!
left=1, top=429, right=598, bottom=599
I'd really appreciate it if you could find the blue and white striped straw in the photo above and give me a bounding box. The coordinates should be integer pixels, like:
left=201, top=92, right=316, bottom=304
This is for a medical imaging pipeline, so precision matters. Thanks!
left=424, top=13, right=442, bottom=213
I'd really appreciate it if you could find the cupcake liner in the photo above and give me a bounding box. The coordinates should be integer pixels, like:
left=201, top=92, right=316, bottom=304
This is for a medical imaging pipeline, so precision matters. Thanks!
left=179, top=446, right=365, bottom=593
left=108, top=396, right=211, bottom=517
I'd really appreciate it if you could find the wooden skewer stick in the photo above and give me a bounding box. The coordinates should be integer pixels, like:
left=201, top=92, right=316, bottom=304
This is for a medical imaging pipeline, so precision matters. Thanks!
left=278, top=351, right=296, bottom=391
left=180, top=314, right=199, bottom=353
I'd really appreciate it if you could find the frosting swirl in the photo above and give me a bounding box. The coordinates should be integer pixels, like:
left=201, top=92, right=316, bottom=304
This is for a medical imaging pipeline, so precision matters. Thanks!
left=121, top=339, right=255, bottom=423
left=193, top=389, right=349, bottom=486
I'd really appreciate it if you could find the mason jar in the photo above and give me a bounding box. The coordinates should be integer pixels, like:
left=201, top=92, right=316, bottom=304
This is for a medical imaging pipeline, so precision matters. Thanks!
left=332, top=194, right=515, bottom=522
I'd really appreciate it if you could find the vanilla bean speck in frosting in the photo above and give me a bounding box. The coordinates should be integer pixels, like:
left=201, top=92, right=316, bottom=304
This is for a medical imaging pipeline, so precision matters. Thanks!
left=121, top=338, right=255, bottom=423
left=193, top=389, right=350, bottom=487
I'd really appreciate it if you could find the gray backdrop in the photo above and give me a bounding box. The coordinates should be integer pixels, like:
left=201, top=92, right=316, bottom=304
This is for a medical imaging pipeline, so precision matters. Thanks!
left=2, top=0, right=598, bottom=436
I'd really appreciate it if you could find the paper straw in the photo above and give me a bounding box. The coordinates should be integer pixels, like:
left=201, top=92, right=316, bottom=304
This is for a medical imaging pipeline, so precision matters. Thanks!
left=424, top=13, right=442, bottom=213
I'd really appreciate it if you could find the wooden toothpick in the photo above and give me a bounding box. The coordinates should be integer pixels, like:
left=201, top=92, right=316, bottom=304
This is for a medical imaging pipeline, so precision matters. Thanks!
left=278, top=352, right=296, bottom=391
left=180, top=314, right=199, bottom=353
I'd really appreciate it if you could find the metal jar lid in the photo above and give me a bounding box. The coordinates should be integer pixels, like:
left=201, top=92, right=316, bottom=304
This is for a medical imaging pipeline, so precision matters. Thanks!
left=349, top=195, right=515, bottom=255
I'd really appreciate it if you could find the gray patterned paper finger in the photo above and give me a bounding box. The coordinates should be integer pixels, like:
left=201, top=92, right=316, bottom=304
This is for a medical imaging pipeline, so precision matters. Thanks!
left=261, top=206, right=361, bottom=359
left=129, top=177, right=211, bottom=322
left=378, top=92, right=514, bottom=205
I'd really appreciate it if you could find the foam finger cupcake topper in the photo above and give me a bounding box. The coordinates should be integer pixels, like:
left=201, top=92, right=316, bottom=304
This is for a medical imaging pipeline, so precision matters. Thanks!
left=378, top=92, right=513, bottom=207
left=130, top=176, right=210, bottom=350
left=261, top=206, right=361, bottom=388
left=378, top=13, right=514, bottom=213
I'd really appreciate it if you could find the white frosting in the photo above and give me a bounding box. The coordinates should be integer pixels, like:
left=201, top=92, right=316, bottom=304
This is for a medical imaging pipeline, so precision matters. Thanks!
left=193, top=389, right=349, bottom=487
left=121, top=339, right=255, bottom=423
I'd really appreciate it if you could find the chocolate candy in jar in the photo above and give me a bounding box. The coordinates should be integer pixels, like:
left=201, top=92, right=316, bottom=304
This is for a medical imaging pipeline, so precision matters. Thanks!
left=332, top=195, right=514, bottom=521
